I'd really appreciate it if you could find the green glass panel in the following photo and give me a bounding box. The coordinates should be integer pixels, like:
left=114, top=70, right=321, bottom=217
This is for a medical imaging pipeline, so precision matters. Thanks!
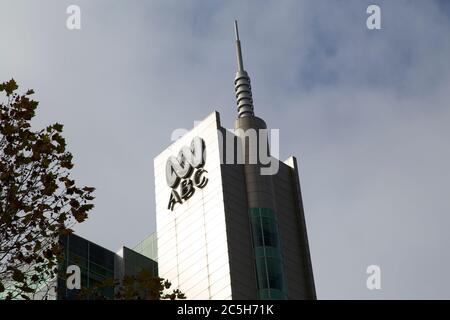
left=258, top=289, right=286, bottom=300
left=255, top=257, right=269, bottom=289
left=266, top=257, right=283, bottom=290
left=261, top=216, right=279, bottom=247
left=249, top=207, right=286, bottom=300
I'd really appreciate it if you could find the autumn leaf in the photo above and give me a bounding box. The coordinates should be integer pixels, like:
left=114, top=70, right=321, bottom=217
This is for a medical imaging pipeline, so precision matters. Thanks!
left=0, top=79, right=18, bottom=96
left=12, top=269, right=25, bottom=283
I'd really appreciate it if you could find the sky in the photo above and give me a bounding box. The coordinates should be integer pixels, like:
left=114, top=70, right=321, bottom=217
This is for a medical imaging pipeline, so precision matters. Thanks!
left=1, top=0, right=450, bottom=299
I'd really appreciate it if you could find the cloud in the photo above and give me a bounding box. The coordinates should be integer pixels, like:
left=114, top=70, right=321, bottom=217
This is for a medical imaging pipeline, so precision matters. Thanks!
left=1, top=0, right=449, bottom=298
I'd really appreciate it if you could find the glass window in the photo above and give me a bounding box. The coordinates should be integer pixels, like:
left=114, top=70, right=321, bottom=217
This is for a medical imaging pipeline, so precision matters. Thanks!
left=251, top=215, right=264, bottom=247
left=261, top=216, right=279, bottom=248
left=255, top=258, right=268, bottom=290
left=248, top=208, right=286, bottom=300
left=266, top=257, right=283, bottom=290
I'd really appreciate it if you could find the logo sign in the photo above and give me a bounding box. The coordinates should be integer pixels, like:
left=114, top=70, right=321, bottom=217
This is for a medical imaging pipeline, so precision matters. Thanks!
left=166, top=136, right=208, bottom=210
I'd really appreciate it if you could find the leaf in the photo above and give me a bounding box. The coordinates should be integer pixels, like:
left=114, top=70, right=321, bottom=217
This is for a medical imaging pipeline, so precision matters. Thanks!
left=53, top=123, right=63, bottom=132
left=69, top=199, right=80, bottom=208
left=60, top=177, right=75, bottom=188
left=0, top=79, right=18, bottom=96
left=43, top=249, right=54, bottom=259
left=164, top=280, right=171, bottom=289
left=79, top=204, right=94, bottom=212
left=58, top=227, right=73, bottom=236
left=12, top=269, right=25, bottom=283
left=34, top=241, right=42, bottom=252
left=72, top=210, right=88, bottom=223
left=82, top=186, right=95, bottom=193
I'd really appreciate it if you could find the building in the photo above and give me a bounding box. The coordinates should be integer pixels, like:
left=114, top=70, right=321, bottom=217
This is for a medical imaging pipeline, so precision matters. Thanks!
left=133, top=232, right=158, bottom=264
left=34, top=233, right=158, bottom=300
left=153, top=22, right=316, bottom=300
left=56, top=233, right=116, bottom=299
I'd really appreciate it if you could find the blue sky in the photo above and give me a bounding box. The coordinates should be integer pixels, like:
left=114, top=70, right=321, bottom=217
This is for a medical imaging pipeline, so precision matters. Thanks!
left=1, top=0, right=450, bottom=298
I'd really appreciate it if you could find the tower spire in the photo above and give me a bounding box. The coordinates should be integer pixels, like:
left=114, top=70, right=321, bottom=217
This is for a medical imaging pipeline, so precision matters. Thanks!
left=234, top=20, right=254, bottom=118
left=234, top=20, right=244, bottom=71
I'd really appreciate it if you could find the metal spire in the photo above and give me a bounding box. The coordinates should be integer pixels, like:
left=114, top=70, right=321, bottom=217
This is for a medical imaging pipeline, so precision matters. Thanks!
left=234, top=20, right=244, bottom=71
left=234, top=20, right=254, bottom=118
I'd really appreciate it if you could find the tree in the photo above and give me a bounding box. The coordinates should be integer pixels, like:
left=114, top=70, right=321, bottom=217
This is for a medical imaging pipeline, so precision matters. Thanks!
left=0, top=79, right=95, bottom=299
left=115, top=269, right=186, bottom=300
left=77, top=268, right=186, bottom=300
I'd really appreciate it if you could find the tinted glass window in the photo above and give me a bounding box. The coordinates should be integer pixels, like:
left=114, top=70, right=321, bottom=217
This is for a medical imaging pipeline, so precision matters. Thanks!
left=255, top=258, right=268, bottom=290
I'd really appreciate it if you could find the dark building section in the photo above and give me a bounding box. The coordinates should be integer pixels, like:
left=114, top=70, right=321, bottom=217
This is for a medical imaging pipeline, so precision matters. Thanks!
left=58, top=233, right=115, bottom=299
left=57, top=234, right=158, bottom=300
left=273, top=159, right=316, bottom=299
left=116, top=246, right=158, bottom=280
left=221, top=162, right=258, bottom=299
left=220, top=150, right=316, bottom=299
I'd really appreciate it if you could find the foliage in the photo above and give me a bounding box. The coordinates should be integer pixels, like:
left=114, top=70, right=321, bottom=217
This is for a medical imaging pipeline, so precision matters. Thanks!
left=77, top=268, right=186, bottom=300
left=0, top=79, right=95, bottom=299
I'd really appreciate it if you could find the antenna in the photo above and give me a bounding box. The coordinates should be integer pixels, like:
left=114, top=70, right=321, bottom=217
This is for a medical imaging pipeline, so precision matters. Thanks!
left=233, top=20, right=254, bottom=118
left=234, top=20, right=244, bottom=71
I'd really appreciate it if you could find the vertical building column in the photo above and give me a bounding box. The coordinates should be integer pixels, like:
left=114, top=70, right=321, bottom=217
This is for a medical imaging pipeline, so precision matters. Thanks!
left=235, top=116, right=287, bottom=299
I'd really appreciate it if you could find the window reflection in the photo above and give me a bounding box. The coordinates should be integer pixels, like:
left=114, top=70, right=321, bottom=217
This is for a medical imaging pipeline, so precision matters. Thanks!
left=249, top=208, right=286, bottom=300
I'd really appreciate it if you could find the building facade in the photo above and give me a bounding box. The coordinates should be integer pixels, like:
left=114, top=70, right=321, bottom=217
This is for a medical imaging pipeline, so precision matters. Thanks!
left=57, top=233, right=116, bottom=299
left=53, top=233, right=157, bottom=300
left=154, top=22, right=316, bottom=300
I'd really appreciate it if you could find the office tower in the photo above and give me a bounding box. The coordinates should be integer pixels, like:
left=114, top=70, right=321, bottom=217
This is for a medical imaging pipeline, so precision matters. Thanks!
left=154, top=22, right=315, bottom=299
